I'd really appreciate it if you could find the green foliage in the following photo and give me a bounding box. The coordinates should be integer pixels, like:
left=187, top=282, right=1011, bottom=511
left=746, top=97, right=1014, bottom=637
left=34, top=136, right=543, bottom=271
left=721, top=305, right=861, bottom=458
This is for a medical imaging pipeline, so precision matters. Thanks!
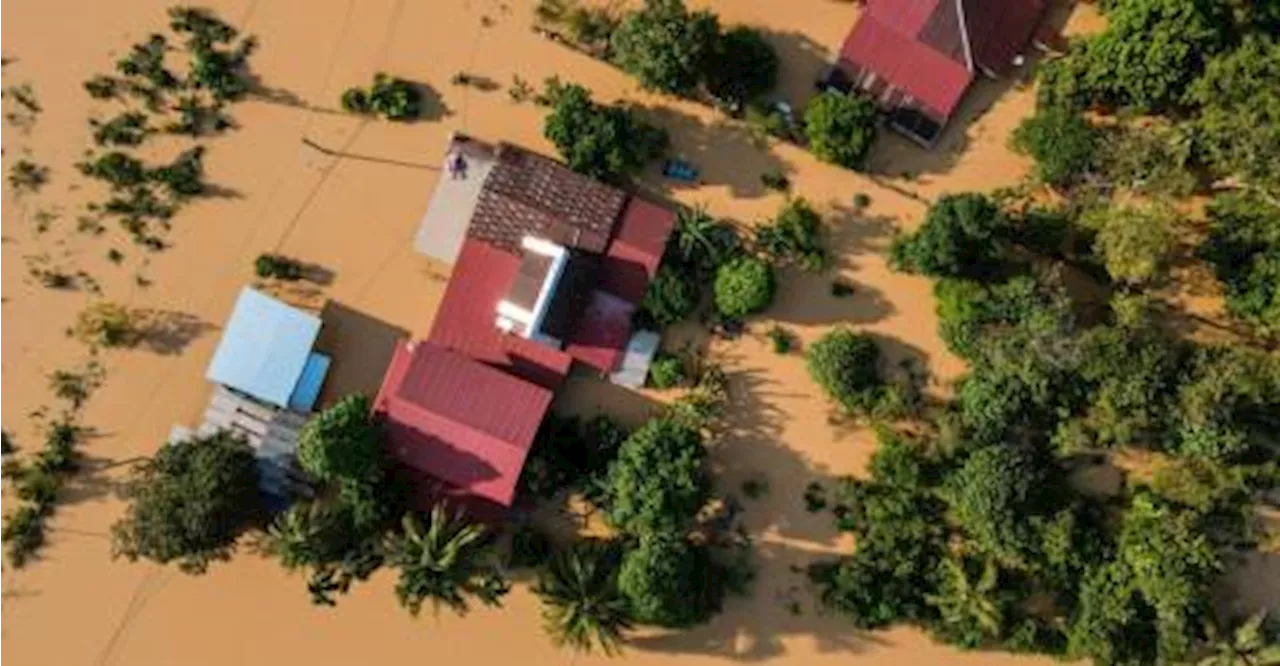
left=640, top=266, right=695, bottom=328
left=926, top=556, right=1007, bottom=649
left=647, top=353, right=687, bottom=389
left=1011, top=106, right=1099, bottom=188
left=342, top=73, right=421, bottom=120
left=116, top=34, right=179, bottom=91
left=2, top=504, right=47, bottom=568
left=1099, top=120, right=1198, bottom=197
left=84, top=75, right=120, bottom=99
left=767, top=325, right=793, bottom=354
left=756, top=197, right=827, bottom=271
left=79, top=151, right=148, bottom=189
left=605, top=417, right=709, bottom=535
left=1201, top=193, right=1280, bottom=335
left=149, top=146, right=207, bottom=198
left=542, top=80, right=668, bottom=180
left=1187, top=35, right=1280, bottom=194
left=712, top=256, right=775, bottom=318
left=1037, top=0, right=1232, bottom=113
left=805, top=328, right=884, bottom=413
left=889, top=193, right=1007, bottom=279
left=254, top=253, right=304, bottom=281
left=71, top=302, right=142, bottom=348
left=943, top=444, right=1046, bottom=564
left=1069, top=325, right=1182, bottom=451
left=91, top=112, right=151, bottom=146
left=260, top=499, right=383, bottom=605
left=803, top=90, right=878, bottom=169
left=618, top=533, right=709, bottom=627
left=1173, top=344, right=1280, bottom=461
left=519, top=414, right=627, bottom=503
left=111, top=431, right=263, bottom=573
left=609, top=0, right=720, bottom=96
left=1198, top=610, right=1280, bottom=666
left=297, top=394, right=385, bottom=492
left=533, top=539, right=632, bottom=656
left=1086, top=203, right=1177, bottom=286
left=385, top=504, right=509, bottom=616
left=666, top=205, right=739, bottom=280
left=705, top=26, right=778, bottom=107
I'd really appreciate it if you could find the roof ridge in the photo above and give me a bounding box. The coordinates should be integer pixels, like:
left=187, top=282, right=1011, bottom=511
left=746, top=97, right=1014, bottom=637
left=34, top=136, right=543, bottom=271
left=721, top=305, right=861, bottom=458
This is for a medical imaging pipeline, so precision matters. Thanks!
left=954, top=0, right=975, bottom=73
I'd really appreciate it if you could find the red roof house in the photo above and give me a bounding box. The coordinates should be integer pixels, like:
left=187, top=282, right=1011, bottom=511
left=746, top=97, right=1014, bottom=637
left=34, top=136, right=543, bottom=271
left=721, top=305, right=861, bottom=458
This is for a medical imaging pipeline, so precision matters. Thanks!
left=379, top=136, right=676, bottom=514
left=373, top=340, right=553, bottom=515
left=828, top=0, right=1045, bottom=145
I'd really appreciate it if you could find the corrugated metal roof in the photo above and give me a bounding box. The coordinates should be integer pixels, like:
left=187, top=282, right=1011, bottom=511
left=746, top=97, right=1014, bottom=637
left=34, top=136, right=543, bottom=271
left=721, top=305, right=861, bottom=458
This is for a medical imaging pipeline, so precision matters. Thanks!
left=427, top=239, right=575, bottom=389
left=596, top=196, right=677, bottom=304
left=374, top=340, right=553, bottom=509
left=837, top=0, right=1044, bottom=119
left=206, top=288, right=321, bottom=408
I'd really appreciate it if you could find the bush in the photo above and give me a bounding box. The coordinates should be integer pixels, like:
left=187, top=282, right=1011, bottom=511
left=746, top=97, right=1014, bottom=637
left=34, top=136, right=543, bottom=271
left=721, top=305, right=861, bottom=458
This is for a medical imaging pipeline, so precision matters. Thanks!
left=1200, top=194, right=1280, bottom=335
left=705, top=26, right=778, bottom=107
left=756, top=197, right=826, bottom=271
left=1086, top=203, right=1176, bottom=286
left=543, top=80, right=668, bottom=180
left=254, top=253, right=304, bottom=281
left=297, top=394, right=385, bottom=491
left=342, top=73, right=420, bottom=120
left=640, top=266, right=696, bottom=328
left=713, top=256, right=775, bottom=319
left=111, top=431, right=264, bottom=573
left=767, top=325, right=793, bottom=354
left=806, top=328, right=883, bottom=413
left=1011, top=106, right=1099, bottom=188
left=609, top=0, right=720, bottom=96
left=647, top=354, right=686, bottom=389
left=943, top=444, right=1046, bottom=564
left=2, top=504, right=47, bottom=568
left=91, top=111, right=151, bottom=147
left=618, top=533, right=718, bottom=627
left=71, top=302, right=142, bottom=348
left=803, top=90, right=878, bottom=169
left=8, top=160, right=49, bottom=194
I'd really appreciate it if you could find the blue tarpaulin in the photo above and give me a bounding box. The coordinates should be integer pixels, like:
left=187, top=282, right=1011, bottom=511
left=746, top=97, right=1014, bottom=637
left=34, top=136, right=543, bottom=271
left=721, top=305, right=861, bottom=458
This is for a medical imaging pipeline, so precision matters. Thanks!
left=288, top=352, right=331, bottom=412
left=206, top=288, right=323, bottom=409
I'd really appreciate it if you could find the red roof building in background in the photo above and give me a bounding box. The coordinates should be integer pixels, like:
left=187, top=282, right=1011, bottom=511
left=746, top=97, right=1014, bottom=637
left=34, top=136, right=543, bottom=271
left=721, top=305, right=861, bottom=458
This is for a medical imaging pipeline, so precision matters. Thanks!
left=827, top=0, right=1045, bottom=145
left=377, top=136, right=676, bottom=515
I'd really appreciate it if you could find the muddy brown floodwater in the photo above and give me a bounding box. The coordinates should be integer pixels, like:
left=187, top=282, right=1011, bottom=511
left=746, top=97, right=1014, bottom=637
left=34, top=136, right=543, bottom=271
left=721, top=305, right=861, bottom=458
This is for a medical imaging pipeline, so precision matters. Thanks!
left=1, top=0, right=1129, bottom=664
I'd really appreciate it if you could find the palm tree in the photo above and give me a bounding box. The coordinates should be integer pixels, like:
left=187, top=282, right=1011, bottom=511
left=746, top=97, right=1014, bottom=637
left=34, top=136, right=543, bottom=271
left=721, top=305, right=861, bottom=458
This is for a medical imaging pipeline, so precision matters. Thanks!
left=260, top=501, right=328, bottom=570
left=926, top=556, right=1003, bottom=643
left=384, top=503, right=509, bottom=616
left=533, top=540, right=632, bottom=656
left=1199, top=611, right=1280, bottom=666
left=674, top=205, right=722, bottom=271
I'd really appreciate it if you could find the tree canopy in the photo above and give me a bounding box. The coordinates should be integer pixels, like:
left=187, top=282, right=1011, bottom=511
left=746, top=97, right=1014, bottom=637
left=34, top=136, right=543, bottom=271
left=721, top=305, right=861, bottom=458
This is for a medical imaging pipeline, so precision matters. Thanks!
left=609, top=0, right=720, bottom=96
left=712, top=256, right=775, bottom=319
left=111, top=431, right=263, bottom=573
left=803, top=90, right=878, bottom=169
left=542, top=80, right=668, bottom=180
left=1201, top=193, right=1280, bottom=336
left=889, top=193, right=1007, bottom=279
left=618, top=532, right=711, bottom=627
left=384, top=504, right=509, bottom=616
left=806, top=328, right=884, bottom=413
left=604, top=417, right=709, bottom=535
left=533, top=540, right=633, bottom=656
left=704, top=26, right=779, bottom=107
left=1011, top=106, right=1099, bottom=188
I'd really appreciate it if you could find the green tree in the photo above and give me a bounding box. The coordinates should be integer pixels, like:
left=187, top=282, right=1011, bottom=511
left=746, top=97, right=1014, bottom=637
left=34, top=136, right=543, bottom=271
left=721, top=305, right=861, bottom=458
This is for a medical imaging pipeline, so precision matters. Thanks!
left=605, top=417, right=709, bottom=535
left=1037, top=0, right=1232, bottom=112
left=926, top=556, right=1006, bottom=648
left=705, top=26, right=779, bottom=107
left=889, top=193, right=1006, bottom=279
left=297, top=395, right=382, bottom=488
left=1011, top=106, right=1099, bottom=188
left=609, top=0, right=720, bottom=96
left=668, top=205, right=738, bottom=278
left=259, top=500, right=383, bottom=606
left=756, top=197, right=826, bottom=270
left=542, top=81, right=668, bottom=180
left=111, top=431, right=263, bottom=573
left=1201, top=194, right=1280, bottom=335
left=1174, top=344, right=1280, bottom=461
left=803, top=90, right=878, bottom=169
left=1087, top=203, right=1177, bottom=286
left=1198, top=611, right=1280, bottom=666
left=1099, top=120, right=1198, bottom=197
left=619, top=532, right=703, bottom=627
left=1187, top=35, right=1280, bottom=195
left=533, top=540, right=633, bottom=656
left=712, top=256, right=774, bottom=319
left=806, top=328, right=883, bottom=413
left=943, top=444, right=1046, bottom=564
left=640, top=266, right=696, bottom=328
left=384, top=504, right=509, bottom=616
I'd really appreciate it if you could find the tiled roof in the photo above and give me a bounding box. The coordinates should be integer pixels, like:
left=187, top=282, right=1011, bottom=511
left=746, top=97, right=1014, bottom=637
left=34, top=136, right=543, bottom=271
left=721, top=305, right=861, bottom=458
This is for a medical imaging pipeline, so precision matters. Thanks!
left=467, top=144, right=628, bottom=254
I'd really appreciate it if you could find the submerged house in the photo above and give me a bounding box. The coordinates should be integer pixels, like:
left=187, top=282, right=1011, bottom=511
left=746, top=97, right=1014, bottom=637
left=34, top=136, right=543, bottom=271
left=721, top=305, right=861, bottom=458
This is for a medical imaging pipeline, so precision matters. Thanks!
left=825, top=0, right=1045, bottom=146
left=173, top=287, right=332, bottom=502
left=380, top=135, right=676, bottom=515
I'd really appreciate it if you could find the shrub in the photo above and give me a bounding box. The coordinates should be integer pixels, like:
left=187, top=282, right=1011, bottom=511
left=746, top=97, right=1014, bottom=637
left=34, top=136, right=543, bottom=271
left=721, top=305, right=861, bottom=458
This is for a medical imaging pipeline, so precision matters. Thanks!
left=84, top=75, right=120, bottom=99
left=1086, top=203, right=1176, bottom=286
left=756, top=197, right=826, bottom=271
left=767, top=325, right=793, bottom=354
left=713, top=256, right=775, bottom=319
left=806, top=328, right=883, bottom=413
left=254, top=253, right=304, bottom=281
left=647, top=354, right=687, bottom=389
left=342, top=73, right=420, bottom=120
left=640, top=266, right=696, bottom=328
left=2, top=504, right=47, bottom=568
left=618, top=533, right=720, bottom=627
left=942, top=444, right=1046, bottom=564
left=803, top=90, right=878, bottom=169
left=8, top=160, right=48, bottom=194
left=1200, top=194, right=1280, bottom=335
left=888, top=193, right=1007, bottom=279
left=605, top=417, right=709, bottom=535
left=91, top=111, right=151, bottom=146
left=71, top=302, right=141, bottom=348
left=78, top=151, right=147, bottom=190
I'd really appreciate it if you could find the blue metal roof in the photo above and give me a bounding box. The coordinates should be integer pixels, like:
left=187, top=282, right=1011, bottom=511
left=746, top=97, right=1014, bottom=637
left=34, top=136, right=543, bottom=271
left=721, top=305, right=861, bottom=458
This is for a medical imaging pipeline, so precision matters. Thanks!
left=206, top=288, right=322, bottom=408
left=287, top=352, right=331, bottom=413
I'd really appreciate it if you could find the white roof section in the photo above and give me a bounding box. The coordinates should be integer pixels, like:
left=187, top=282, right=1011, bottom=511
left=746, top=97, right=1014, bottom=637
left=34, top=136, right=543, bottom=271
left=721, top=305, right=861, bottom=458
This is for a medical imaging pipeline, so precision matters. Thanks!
left=205, top=287, right=322, bottom=408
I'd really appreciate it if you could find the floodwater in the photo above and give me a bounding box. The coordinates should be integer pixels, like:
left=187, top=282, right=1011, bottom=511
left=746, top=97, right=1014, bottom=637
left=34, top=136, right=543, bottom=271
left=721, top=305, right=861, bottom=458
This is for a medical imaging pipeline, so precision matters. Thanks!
left=0, top=1, right=1196, bottom=665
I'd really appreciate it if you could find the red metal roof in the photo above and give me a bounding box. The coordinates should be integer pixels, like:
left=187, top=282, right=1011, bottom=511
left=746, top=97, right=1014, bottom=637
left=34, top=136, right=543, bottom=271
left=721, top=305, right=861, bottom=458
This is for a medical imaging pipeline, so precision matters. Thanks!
left=427, top=239, right=575, bottom=389
left=597, top=196, right=677, bottom=304
left=836, top=0, right=1043, bottom=119
left=374, top=340, right=553, bottom=509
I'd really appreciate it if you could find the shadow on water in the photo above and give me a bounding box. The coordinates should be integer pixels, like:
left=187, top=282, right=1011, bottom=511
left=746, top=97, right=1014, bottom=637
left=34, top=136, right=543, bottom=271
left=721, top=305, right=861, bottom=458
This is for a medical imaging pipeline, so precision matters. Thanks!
left=314, top=301, right=409, bottom=404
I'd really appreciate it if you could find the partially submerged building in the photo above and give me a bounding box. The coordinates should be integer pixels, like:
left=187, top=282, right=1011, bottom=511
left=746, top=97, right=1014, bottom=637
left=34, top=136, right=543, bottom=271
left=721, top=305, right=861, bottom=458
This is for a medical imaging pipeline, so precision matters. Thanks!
left=824, top=0, right=1045, bottom=145
left=382, top=135, right=676, bottom=515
